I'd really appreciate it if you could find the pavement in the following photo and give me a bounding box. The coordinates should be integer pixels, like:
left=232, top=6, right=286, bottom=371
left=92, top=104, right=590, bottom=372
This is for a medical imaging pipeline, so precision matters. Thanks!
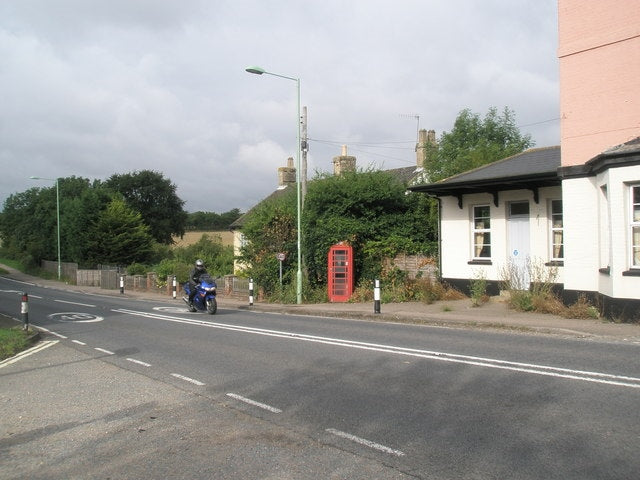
left=1, top=264, right=640, bottom=344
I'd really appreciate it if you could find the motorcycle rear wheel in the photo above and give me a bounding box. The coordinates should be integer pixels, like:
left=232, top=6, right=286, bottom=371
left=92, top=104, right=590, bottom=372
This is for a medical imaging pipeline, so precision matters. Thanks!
left=206, top=297, right=217, bottom=315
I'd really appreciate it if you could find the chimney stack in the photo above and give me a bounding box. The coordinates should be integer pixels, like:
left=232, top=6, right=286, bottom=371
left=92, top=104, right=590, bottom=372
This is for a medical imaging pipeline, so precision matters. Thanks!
left=416, top=129, right=437, bottom=168
left=277, top=157, right=296, bottom=188
left=333, top=145, right=357, bottom=175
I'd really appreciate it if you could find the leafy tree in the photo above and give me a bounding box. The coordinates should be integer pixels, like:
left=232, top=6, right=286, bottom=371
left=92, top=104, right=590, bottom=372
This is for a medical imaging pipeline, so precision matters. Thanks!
left=57, top=177, right=112, bottom=267
left=303, top=170, right=435, bottom=287
left=86, top=197, right=155, bottom=265
left=105, top=170, right=187, bottom=244
left=238, top=170, right=437, bottom=298
left=186, top=208, right=243, bottom=230
left=0, top=187, right=50, bottom=267
left=426, top=107, right=534, bottom=181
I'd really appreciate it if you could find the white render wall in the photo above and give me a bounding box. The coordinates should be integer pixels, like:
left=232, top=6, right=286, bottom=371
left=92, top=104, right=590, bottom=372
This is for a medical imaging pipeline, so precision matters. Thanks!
left=440, top=186, right=564, bottom=285
left=564, top=165, right=640, bottom=300
left=562, top=177, right=599, bottom=292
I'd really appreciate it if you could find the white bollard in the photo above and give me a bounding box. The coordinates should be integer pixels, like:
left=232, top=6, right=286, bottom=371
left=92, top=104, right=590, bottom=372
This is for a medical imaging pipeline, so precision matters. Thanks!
left=374, top=279, right=381, bottom=314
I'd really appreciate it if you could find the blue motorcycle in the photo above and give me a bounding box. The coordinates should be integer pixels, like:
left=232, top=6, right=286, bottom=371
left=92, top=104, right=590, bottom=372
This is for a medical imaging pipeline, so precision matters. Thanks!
left=183, top=274, right=218, bottom=314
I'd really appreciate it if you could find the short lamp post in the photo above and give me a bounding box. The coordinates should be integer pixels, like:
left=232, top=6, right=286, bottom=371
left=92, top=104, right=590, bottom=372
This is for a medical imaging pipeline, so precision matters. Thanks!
left=29, top=176, right=61, bottom=280
left=246, top=65, right=302, bottom=304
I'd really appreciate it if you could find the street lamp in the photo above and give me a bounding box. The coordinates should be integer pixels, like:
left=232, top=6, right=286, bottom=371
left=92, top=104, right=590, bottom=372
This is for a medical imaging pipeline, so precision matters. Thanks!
left=245, top=65, right=302, bottom=304
left=29, top=176, right=61, bottom=280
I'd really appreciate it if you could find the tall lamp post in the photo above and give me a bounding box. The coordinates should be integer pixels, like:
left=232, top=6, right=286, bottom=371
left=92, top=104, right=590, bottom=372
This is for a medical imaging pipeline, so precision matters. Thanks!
left=245, top=65, right=302, bottom=304
left=29, top=176, right=61, bottom=280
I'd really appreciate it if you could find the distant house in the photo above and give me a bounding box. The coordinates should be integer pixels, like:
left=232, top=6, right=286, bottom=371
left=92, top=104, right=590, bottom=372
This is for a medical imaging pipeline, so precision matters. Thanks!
left=410, top=0, right=640, bottom=319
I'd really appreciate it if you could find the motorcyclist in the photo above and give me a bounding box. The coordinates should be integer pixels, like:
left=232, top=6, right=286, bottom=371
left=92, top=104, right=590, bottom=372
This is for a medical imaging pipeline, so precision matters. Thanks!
left=187, top=259, right=207, bottom=305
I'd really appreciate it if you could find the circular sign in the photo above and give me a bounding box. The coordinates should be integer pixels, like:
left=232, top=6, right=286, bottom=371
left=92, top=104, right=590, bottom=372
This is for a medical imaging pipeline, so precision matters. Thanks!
left=48, top=312, right=104, bottom=323
left=276, top=253, right=286, bottom=261
left=513, top=249, right=519, bottom=256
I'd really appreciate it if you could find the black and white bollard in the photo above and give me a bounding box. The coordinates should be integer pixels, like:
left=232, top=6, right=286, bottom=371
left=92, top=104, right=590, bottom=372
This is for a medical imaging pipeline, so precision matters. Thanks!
left=172, top=275, right=177, bottom=300
left=119, top=275, right=125, bottom=294
left=374, top=279, right=381, bottom=314
left=21, top=292, right=29, bottom=330
left=249, top=278, right=254, bottom=306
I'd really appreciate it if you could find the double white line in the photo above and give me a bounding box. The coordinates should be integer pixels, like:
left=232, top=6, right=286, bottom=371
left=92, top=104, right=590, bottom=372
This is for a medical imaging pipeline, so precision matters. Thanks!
left=0, top=340, right=59, bottom=368
left=113, top=308, right=640, bottom=389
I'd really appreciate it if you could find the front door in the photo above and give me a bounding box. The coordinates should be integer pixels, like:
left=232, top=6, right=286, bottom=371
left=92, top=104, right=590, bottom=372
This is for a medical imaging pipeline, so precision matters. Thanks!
left=508, top=202, right=530, bottom=290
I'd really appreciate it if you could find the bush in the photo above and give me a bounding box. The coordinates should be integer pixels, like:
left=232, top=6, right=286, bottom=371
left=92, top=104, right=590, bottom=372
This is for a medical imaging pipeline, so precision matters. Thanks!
left=127, top=262, right=148, bottom=275
left=469, top=270, right=489, bottom=306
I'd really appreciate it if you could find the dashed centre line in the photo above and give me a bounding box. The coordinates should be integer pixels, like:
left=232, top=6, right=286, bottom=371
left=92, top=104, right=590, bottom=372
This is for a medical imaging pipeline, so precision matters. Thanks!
left=126, top=358, right=152, bottom=367
left=326, top=428, right=405, bottom=457
left=95, top=347, right=115, bottom=355
left=226, top=393, right=282, bottom=413
left=171, top=373, right=205, bottom=386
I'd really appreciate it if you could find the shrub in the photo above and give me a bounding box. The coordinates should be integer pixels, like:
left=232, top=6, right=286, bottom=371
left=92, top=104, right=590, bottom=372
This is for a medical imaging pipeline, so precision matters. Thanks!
left=127, top=262, right=148, bottom=275
left=469, top=270, right=489, bottom=306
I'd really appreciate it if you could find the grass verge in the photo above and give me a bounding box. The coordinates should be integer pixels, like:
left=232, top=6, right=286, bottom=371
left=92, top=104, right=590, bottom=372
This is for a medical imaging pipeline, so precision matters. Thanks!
left=0, top=325, right=35, bottom=361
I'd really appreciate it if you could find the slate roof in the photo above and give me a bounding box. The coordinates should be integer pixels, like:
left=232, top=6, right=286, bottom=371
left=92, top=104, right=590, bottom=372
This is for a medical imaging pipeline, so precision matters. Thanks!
left=409, top=146, right=561, bottom=198
left=229, top=185, right=293, bottom=230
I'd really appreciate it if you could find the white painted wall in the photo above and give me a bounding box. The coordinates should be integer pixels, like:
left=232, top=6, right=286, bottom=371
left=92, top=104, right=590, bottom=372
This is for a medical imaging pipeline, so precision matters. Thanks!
left=594, top=165, right=640, bottom=299
left=563, top=166, right=640, bottom=300
left=440, top=186, right=564, bottom=285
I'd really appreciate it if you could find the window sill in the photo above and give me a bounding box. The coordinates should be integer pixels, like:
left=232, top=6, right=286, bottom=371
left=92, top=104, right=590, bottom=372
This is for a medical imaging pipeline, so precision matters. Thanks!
left=468, top=259, right=492, bottom=265
left=622, top=269, right=640, bottom=277
left=599, top=267, right=610, bottom=275
left=546, top=261, right=564, bottom=267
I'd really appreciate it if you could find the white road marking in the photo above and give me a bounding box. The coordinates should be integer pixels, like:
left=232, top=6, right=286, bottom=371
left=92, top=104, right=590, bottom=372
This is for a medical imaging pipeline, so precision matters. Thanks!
left=326, top=428, right=405, bottom=457
left=0, top=277, right=35, bottom=287
left=0, top=340, right=59, bottom=368
left=49, top=312, right=103, bottom=323
left=226, top=393, right=282, bottom=413
left=113, top=308, right=640, bottom=389
left=54, top=299, right=96, bottom=307
left=49, top=331, right=67, bottom=339
left=126, top=358, right=151, bottom=367
left=171, top=373, right=205, bottom=386
left=95, top=347, right=114, bottom=355
left=72, top=340, right=87, bottom=345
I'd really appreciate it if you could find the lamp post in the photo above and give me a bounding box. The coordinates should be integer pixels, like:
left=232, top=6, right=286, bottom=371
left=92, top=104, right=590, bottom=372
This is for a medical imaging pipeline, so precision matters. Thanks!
left=29, top=176, right=61, bottom=280
left=245, top=65, right=302, bottom=304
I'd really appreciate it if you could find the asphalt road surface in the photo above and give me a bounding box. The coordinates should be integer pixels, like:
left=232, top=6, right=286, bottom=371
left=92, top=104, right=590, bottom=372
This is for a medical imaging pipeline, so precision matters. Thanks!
left=2, top=276, right=639, bottom=479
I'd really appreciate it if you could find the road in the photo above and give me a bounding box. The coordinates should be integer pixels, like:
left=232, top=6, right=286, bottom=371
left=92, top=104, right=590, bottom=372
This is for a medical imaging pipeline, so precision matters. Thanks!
left=1, top=275, right=640, bottom=479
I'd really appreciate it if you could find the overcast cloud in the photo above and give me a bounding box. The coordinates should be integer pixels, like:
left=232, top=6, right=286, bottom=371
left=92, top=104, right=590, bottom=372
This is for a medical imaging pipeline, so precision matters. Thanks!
left=0, top=0, right=559, bottom=214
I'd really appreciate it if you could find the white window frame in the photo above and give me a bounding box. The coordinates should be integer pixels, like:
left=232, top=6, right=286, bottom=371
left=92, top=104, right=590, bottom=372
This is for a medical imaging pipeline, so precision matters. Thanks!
left=471, top=204, right=491, bottom=259
left=631, top=184, right=640, bottom=268
left=549, top=199, right=563, bottom=261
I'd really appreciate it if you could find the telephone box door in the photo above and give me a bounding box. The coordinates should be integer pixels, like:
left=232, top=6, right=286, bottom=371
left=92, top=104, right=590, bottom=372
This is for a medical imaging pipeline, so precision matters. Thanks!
left=328, top=243, right=353, bottom=302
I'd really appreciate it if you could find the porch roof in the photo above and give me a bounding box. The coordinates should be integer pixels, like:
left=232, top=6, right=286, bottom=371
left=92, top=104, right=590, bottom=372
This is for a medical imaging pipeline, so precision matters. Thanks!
left=409, top=146, right=561, bottom=199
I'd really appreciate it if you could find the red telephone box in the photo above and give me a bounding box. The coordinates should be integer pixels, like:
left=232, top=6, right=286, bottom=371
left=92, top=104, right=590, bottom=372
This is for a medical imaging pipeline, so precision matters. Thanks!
left=328, top=243, right=353, bottom=302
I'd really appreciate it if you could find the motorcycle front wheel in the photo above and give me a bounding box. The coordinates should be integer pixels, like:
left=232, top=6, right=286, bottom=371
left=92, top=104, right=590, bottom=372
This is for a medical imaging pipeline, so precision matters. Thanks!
left=206, top=297, right=217, bottom=315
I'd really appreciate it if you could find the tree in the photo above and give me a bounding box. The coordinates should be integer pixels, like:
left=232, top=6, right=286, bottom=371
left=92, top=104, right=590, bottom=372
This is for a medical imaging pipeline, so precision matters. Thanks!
left=303, top=170, right=436, bottom=287
left=86, top=197, right=155, bottom=266
left=238, top=170, right=437, bottom=298
left=186, top=208, right=243, bottom=230
left=105, top=170, right=187, bottom=244
left=426, top=107, right=534, bottom=181
left=0, top=187, right=51, bottom=267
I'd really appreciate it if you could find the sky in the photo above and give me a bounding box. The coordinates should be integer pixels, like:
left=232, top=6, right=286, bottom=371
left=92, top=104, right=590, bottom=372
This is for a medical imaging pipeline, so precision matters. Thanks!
left=0, top=0, right=560, bottom=214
